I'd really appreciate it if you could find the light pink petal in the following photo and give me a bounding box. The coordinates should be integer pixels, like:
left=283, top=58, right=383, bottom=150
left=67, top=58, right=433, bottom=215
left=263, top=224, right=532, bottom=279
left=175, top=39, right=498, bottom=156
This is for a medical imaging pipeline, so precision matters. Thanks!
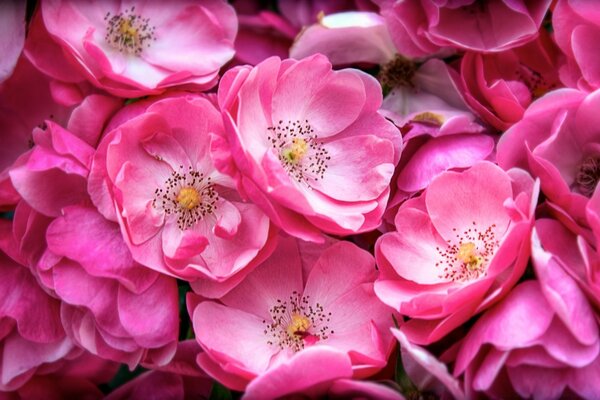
left=243, top=347, right=353, bottom=399
left=310, top=135, right=394, bottom=202
left=0, top=1, right=26, bottom=83
left=118, top=275, right=178, bottom=348
left=193, top=301, right=275, bottom=374
left=426, top=162, right=512, bottom=240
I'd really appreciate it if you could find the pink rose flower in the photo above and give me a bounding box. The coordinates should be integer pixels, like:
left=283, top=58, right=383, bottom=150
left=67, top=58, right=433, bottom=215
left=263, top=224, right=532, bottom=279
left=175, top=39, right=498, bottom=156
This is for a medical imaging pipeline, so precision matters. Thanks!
left=454, top=279, right=600, bottom=399
left=553, top=0, right=600, bottom=90
left=0, top=0, right=26, bottom=83
left=217, top=54, right=401, bottom=241
left=190, top=236, right=397, bottom=395
left=457, top=30, right=561, bottom=131
left=0, top=220, right=118, bottom=393
left=497, top=88, right=600, bottom=227
left=28, top=0, right=237, bottom=97
left=376, top=0, right=551, bottom=57
left=375, top=162, right=538, bottom=344
left=89, top=95, right=275, bottom=293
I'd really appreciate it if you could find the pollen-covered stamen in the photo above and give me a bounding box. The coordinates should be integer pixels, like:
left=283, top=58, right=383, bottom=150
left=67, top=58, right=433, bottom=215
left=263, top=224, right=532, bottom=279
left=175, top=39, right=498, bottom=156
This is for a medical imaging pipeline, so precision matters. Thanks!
left=104, top=6, right=156, bottom=55
left=152, top=166, right=218, bottom=230
left=435, top=221, right=499, bottom=282
left=515, top=66, right=557, bottom=100
left=263, top=291, right=333, bottom=352
left=267, top=119, right=330, bottom=186
left=379, top=54, right=417, bottom=89
left=576, top=156, right=600, bottom=197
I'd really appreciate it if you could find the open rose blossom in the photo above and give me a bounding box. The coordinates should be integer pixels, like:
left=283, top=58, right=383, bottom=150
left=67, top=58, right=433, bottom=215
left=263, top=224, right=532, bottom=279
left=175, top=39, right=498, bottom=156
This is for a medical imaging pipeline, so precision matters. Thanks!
left=497, top=88, right=600, bottom=227
left=375, top=162, right=538, bottom=344
left=454, top=279, right=600, bottom=399
left=217, top=54, right=401, bottom=241
left=376, top=0, right=551, bottom=57
left=190, top=235, right=397, bottom=396
left=89, top=95, right=275, bottom=292
left=28, top=0, right=237, bottom=97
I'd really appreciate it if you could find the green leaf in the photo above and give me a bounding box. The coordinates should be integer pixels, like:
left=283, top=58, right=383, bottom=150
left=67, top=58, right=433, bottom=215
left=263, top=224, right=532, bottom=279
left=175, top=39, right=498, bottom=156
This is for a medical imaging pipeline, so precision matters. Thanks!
left=209, top=382, right=233, bottom=400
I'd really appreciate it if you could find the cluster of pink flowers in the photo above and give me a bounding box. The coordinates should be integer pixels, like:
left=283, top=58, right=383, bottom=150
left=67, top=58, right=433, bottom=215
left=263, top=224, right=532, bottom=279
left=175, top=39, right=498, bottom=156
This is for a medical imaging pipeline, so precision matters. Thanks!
left=2, top=0, right=599, bottom=399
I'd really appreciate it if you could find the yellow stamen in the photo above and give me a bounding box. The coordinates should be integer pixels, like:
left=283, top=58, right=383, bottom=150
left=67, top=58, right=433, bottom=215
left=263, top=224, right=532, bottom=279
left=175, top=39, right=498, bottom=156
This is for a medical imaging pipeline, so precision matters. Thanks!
left=286, top=314, right=311, bottom=337
left=457, top=242, right=484, bottom=271
left=282, top=138, right=309, bottom=164
left=412, top=111, right=445, bottom=125
left=176, top=187, right=201, bottom=210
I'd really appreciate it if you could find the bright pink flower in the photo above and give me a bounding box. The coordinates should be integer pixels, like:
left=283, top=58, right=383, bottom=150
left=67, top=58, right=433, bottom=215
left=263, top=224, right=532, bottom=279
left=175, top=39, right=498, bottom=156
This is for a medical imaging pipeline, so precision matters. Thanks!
left=376, top=0, right=551, bottom=57
left=457, top=30, right=561, bottom=131
left=217, top=55, right=401, bottom=241
left=89, top=95, right=275, bottom=292
left=454, top=279, right=600, bottom=399
left=42, top=205, right=180, bottom=367
left=0, top=220, right=118, bottom=393
left=375, top=162, right=538, bottom=344
left=190, top=236, right=397, bottom=394
left=553, top=0, right=600, bottom=91
left=0, top=1, right=26, bottom=83
left=497, top=88, right=600, bottom=227
left=28, top=0, right=237, bottom=98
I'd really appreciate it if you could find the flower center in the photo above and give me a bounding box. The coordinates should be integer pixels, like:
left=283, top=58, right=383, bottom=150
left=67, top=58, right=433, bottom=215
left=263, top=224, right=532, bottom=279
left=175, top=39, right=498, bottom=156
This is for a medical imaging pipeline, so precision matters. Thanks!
left=436, top=221, right=499, bottom=282
left=176, top=187, right=201, bottom=210
left=263, top=291, right=333, bottom=352
left=267, top=120, right=330, bottom=186
left=153, top=166, right=218, bottom=230
left=379, top=54, right=416, bottom=89
left=576, top=156, right=600, bottom=197
left=104, top=6, right=156, bottom=55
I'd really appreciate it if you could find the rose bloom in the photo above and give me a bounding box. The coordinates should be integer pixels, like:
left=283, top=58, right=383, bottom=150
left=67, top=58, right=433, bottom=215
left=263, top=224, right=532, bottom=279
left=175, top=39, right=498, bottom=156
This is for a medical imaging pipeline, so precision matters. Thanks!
left=497, top=88, right=600, bottom=228
left=89, top=95, right=274, bottom=295
left=454, top=279, right=600, bottom=399
left=375, top=162, right=537, bottom=344
left=27, top=0, right=237, bottom=97
left=376, top=0, right=551, bottom=57
left=217, top=54, right=401, bottom=242
left=554, top=0, right=600, bottom=91
left=190, top=236, right=397, bottom=397
left=457, top=30, right=561, bottom=131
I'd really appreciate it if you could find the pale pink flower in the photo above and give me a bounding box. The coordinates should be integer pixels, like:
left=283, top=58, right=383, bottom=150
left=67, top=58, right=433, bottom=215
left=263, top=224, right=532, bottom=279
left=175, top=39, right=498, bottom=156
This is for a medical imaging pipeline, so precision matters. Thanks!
left=217, top=54, right=401, bottom=241
left=0, top=0, right=26, bottom=83
left=457, top=30, right=561, bottom=131
left=290, top=11, right=397, bottom=67
left=553, top=0, right=600, bottom=91
left=190, top=236, right=397, bottom=395
left=89, top=95, right=275, bottom=293
left=375, top=162, right=538, bottom=344
left=454, top=279, right=600, bottom=399
left=497, top=88, right=600, bottom=227
left=376, top=0, right=551, bottom=57
left=28, top=0, right=237, bottom=97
